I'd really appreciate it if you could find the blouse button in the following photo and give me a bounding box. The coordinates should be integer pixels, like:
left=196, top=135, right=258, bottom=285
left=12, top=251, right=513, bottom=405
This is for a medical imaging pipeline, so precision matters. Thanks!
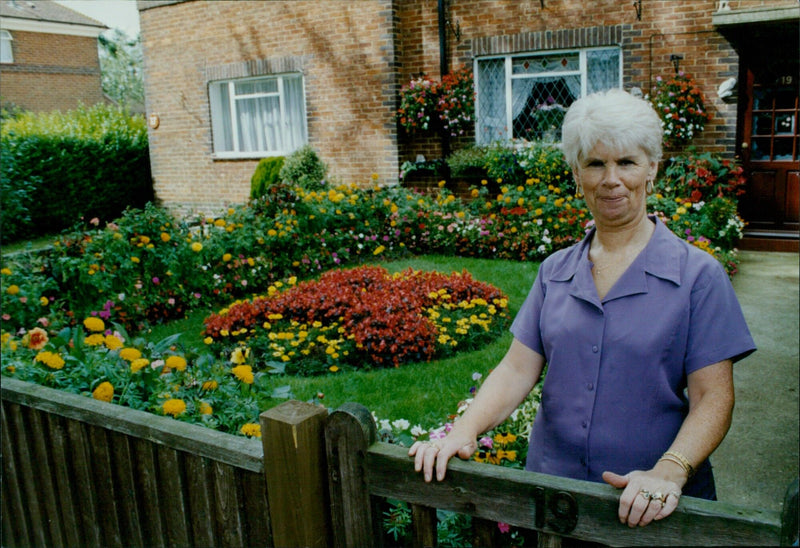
left=591, top=345, right=599, bottom=353
left=586, top=383, right=594, bottom=391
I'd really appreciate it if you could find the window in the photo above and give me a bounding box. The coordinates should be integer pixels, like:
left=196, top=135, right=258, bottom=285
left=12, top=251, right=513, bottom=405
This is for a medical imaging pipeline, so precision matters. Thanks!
left=209, top=73, right=307, bottom=158
left=1, top=30, right=13, bottom=63
left=475, top=47, right=621, bottom=143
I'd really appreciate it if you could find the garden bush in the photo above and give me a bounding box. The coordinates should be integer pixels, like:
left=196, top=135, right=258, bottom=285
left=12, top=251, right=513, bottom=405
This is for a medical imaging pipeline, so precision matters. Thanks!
left=250, top=156, right=285, bottom=199
left=279, top=144, right=328, bottom=190
left=0, top=104, right=152, bottom=242
left=446, top=145, right=489, bottom=178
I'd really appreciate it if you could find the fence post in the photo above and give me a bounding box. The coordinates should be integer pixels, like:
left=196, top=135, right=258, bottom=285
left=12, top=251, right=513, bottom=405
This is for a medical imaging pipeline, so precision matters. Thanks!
left=325, top=402, right=378, bottom=548
left=260, top=400, right=330, bottom=548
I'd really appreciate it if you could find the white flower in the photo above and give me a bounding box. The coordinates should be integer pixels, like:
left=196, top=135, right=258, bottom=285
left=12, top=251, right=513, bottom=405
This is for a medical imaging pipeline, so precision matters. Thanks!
left=411, top=425, right=427, bottom=437
left=392, top=419, right=410, bottom=431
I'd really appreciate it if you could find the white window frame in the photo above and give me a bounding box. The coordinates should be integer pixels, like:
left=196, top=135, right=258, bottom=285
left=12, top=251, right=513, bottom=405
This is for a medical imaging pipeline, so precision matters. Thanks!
left=209, top=73, right=308, bottom=159
left=474, top=46, right=623, bottom=143
left=1, top=30, right=13, bottom=64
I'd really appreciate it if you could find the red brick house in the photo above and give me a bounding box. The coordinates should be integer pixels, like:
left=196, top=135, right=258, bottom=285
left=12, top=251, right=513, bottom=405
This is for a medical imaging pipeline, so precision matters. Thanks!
left=0, top=0, right=108, bottom=113
left=137, top=0, right=798, bottom=249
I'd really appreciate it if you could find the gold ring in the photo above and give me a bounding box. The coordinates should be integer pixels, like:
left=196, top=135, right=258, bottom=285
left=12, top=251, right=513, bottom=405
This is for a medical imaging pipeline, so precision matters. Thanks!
left=639, top=489, right=652, bottom=500
left=653, top=491, right=666, bottom=504
left=667, top=491, right=681, bottom=501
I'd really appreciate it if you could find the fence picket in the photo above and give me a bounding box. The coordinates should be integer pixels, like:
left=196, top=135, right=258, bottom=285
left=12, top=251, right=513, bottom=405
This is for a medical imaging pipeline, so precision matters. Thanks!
left=411, top=504, right=437, bottom=547
left=325, top=402, right=378, bottom=548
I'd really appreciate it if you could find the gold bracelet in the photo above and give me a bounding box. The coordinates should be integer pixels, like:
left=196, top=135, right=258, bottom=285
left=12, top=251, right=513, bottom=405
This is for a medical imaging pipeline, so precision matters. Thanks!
left=660, top=450, right=695, bottom=477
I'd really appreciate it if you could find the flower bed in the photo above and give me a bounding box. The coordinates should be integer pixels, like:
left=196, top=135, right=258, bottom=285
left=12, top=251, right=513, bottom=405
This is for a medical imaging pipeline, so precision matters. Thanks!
left=202, top=265, right=510, bottom=372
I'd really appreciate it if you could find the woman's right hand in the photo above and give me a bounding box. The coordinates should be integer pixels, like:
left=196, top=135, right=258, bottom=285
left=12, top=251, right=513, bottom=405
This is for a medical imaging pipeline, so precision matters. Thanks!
left=408, top=432, right=478, bottom=482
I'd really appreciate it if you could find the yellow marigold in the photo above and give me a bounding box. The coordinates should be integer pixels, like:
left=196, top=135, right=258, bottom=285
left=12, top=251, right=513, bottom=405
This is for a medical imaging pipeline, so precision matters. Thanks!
left=119, top=347, right=142, bottom=361
left=165, top=355, right=187, bottom=372
left=199, top=402, right=213, bottom=415
left=83, top=317, right=106, bottom=333
left=131, top=256, right=140, bottom=263
left=493, top=432, right=518, bottom=445
left=39, top=296, right=49, bottom=306
left=92, top=381, right=114, bottom=402
left=160, top=232, right=171, bottom=242
left=24, top=327, right=49, bottom=350
left=84, top=333, right=105, bottom=346
left=240, top=423, right=261, bottom=437
left=232, top=365, right=254, bottom=384
left=1, top=267, right=11, bottom=275
left=373, top=245, right=385, bottom=256
left=35, top=351, right=65, bottom=370
left=230, top=347, right=250, bottom=365
left=191, top=242, right=203, bottom=252
left=162, top=398, right=186, bottom=417
left=203, top=337, right=214, bottom=345
left=202, top=380, right=219, bottom=391
left=104, top=334, right=123, bottom=350
left=222, top=253, right=232, bottom=262
left=6, top=284, right=20, bottom=295
left=130, top=358, right=149, bottom=373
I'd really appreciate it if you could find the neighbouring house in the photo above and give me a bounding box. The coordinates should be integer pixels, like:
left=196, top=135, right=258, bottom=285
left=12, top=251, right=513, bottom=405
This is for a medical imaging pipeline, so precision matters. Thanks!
left=0, top=0, right=108, bottom=113
left=137, top=0, right=798, bottom=250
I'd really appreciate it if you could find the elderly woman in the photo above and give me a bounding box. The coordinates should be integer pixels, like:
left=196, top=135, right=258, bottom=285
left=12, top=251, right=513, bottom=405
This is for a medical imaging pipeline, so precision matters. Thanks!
left=409, top=89, right=756, bottom=528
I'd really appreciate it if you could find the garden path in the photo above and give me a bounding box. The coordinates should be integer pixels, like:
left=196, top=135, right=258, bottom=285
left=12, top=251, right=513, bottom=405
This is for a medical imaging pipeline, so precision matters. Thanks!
left=713, top=250, right=799, bottom=512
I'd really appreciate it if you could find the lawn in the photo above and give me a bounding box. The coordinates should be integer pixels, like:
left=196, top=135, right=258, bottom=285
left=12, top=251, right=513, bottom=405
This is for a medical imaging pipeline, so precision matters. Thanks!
left=142, top=254, right=540, bottom=428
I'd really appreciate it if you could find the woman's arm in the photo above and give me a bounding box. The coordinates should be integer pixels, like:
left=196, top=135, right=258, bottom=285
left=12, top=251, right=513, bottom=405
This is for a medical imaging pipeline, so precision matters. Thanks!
left=409, top=338, right=546, bottom=482
left=603, top=359, right=735, bottom=527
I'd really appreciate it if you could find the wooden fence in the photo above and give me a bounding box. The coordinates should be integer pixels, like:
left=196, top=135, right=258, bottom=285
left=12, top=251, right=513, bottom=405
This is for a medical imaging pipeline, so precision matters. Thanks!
left=2, top=378, right=797, bottom=547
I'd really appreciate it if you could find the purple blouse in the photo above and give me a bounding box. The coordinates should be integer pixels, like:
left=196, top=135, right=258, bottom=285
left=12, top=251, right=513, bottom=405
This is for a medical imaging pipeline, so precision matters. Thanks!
left=510, top=217, right=755, bottom=494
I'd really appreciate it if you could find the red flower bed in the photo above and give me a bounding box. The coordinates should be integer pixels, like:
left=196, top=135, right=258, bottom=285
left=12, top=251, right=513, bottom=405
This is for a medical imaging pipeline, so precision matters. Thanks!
left=203, top=265, right=509, bottom=369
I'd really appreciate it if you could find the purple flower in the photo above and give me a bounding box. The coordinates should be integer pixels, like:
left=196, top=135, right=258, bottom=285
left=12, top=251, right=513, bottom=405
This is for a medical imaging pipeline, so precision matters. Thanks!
left=152, top=277, right=160, bottom=285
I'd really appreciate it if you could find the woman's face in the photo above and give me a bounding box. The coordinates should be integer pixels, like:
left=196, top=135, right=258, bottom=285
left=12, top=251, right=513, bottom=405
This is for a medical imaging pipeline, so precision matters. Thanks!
left=575, top=142, right=657, bottom=230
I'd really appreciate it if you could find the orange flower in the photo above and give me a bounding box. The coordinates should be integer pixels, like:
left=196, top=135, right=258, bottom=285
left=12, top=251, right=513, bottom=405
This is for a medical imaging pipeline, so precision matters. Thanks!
left=26, top=327, right=49, bottom=350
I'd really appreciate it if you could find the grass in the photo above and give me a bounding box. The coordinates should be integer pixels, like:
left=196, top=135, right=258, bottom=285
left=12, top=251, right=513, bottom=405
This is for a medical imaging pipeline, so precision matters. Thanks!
left=143, top=254, right=541, bottom=428
left=1, top=234, right=59, bottom=256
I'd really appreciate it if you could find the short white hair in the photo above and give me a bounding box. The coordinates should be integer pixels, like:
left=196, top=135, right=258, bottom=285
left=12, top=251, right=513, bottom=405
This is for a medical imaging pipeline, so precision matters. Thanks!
left=561, top=88, right=662, bottom=170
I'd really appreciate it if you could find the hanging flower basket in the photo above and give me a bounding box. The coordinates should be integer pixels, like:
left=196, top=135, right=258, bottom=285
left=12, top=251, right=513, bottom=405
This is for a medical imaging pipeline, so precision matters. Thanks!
left=397, top=66, right=475, bottom=138
left=649, top=72, right=712, bottom=148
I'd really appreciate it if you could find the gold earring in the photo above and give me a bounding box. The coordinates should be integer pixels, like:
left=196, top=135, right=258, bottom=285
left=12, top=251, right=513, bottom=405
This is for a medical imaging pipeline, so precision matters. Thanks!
left=646, top=179, right=654, bottom=194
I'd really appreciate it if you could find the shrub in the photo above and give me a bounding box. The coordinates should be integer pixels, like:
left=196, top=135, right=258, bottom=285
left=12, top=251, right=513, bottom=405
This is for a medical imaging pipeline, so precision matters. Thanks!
left=659, top=148, right=747, bottom=202
left=0, top=104, right=152, bottom=240
left=446, top=145, right=489, bottom=178
left=250, top=156, right=285, bottom=200
left=279, top=145, right=328, bottom=190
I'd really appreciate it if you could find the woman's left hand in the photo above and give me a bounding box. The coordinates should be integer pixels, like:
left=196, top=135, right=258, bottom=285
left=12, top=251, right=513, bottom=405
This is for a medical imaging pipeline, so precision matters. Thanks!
left=602, top=470, right=682, bottom=527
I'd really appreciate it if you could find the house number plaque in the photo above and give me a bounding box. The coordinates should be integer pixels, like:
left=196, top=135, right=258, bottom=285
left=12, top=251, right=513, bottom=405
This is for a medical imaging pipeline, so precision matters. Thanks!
left=532, top=486, right=578, bottom=533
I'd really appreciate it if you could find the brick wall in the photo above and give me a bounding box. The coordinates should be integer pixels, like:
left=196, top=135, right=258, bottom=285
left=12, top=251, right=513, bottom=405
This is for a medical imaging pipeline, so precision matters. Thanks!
left=140, top=0, right=399, bottom=217
left=0, top=31, right=105, bottom=112
left=140, top=0, right=798, bottom=213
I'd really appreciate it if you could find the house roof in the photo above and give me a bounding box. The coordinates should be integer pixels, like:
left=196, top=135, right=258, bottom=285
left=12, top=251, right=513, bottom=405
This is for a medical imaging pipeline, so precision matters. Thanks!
left=0, top=0, right=106, bottom=29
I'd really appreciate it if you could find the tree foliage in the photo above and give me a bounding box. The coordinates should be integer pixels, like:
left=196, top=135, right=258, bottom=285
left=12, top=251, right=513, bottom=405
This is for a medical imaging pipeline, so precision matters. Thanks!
left=98, top=30, right=145, bottom=110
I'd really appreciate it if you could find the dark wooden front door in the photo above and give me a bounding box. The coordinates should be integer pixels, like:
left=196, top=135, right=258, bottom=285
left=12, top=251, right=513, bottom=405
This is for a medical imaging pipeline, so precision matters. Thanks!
left=740, top=60, right=800, bottom=234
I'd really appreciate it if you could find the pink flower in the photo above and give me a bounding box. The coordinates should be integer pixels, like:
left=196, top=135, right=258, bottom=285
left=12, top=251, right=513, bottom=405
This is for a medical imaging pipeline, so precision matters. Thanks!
left=498, top=522, right=510, bottom=534
left=479, top=436, right=493, bottom=448
left=152, top=277, right=160, bottom=285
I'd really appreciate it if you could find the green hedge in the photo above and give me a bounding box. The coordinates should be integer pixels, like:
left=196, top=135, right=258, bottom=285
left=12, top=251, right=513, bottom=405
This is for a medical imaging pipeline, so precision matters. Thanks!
left=0, top=104, right=152, bottom=242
